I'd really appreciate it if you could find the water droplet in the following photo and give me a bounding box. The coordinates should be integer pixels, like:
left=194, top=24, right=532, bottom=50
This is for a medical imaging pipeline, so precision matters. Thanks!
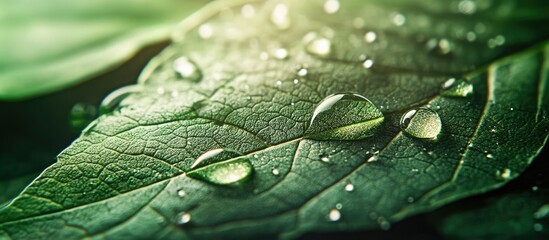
left=364, top=31, right=377, bottom=43
left=344, top=183, right=354, bottom=192
left=187, top=149, right=253, bottom=186
left=438, top=39, right=451, bottom=54
left=173, top=57, right=202, bottom=82
left=466, top=31, right=477, bottom=42
left=486, top=153, right=494, bottom=159
left=442, top=78, right=473, bottom=97
left=305, top=37, right=332, bottom=58
left=293, top=79, right=299, bottom=84
left=320, top=155, right=330, bottom=163
left=272, top=168, right=280, bottom=176
left=276, top=80, right=283, bottom=87
left=156, top=87, right=165, bottom=95
left=407, top=197, right=415, bottom=203
left=177, top=212, right=192, bottom=224
left=362, top=58, right=374, bottom=69
left=99, top=85, right=142, bottom=114
left=198, top=24, right=213, bottom=39
left=69, top=102, right=97, bottom=131
left=458, top=0, right=477, bottom=15
left=241, top=4, right=256, bottom=18
left=177, top=189, right=186, bottom=197
left=323, top=0, right=340, bottom=14
left=305, top=93, right=384, bottom=140
left=272, top=48, right=289, bottom=59
left=271, top=4, right=290, bottom=29
left=378, top=217, right=391, bottom=230
left=391, top=13, right=406, bottom=26
left=335, top=203, right=343, bottom=210
left=532, top=186, right=539, bottom=191
left=328, top=209, right=341, bottom=221
left=494, top=35, right=505, bottom=45
left=400, top=108, right=442, bottom=139
left=297, top=66, right=308, bottom=77
left=499, top=168, right=511, bottom=180
left=533, top=223, right=543, bottom=232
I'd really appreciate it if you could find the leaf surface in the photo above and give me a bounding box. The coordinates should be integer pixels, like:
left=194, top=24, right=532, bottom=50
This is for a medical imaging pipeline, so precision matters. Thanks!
left=1, top=0, right=549, bottom=239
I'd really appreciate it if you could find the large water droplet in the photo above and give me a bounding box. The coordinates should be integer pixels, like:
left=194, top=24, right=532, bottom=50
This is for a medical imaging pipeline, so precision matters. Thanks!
left=323, top=0, right=340, bottom=14
left=442, top=78, right=473, bottom=97
left=400, top=108, right=441, bottom=139
left=305, top=93, right=384, bottom=140
left=173, top=57, right=202, bottom=82
left=69, top=102, right=97, bottom=131
left=188, top=149, right=253, bottom=186
left=99, top=85, right=142, bottom=114
left=344, top=183, right=354, bottom=192
left=328, top=209, right=341, bottom=221
left=271, top=4, right=290, bottom=29
left=305, top=37, right=332, bottom=58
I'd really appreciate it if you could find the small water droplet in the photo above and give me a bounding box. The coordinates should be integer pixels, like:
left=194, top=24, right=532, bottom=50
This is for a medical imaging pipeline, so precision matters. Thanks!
left=378, top=217, right=391, bottom=230
left=466, top=31, right=477, bottom=42
left=442, top=78, right=473, bottom=97
left=400, top=107, right=442, bottom=139
left=438, top=39, right=451, bottom=54
left=532, top=186, right=539, bottom=191
left=391, top=13, right=406, bottom=26
left=362, top=58, right=374, bottom=69
left=297, top=66, right=308, bottom=77
left=458, top=0, right=477, bottom=15
left=305, top=93, right=384, bottom=140
left=173, top=57, right=202, bottom=82
left=320, top=156, right=330, bottom=163
left=344, top=183, right=354, bottom=192
left=99, top=85, right=142, bottom=114
left=276, top=80, right=283, bottom=87
left=486, top=153, right=494, bottom=159
left=69, top=102, right=97, bottom=131
left=272, top=168, right=280, bottom=176
left=335, top=203, right=343, bottom=210
left=364, top=31, right=377, bottom=43
left=156, top=87, right=165, bottom=95
left=198, top=24, right=213, bottom=39
left=177, top=212, right=192, bottom=224
left=533, top=223, right=543, bottom=232
left=271, top=4, right=290, bottom=29
left=323, top=0, right=340, bottom=14
left=241, top=4, right=256, bottom=18
left=293, top=79, right=299, bottom=84
left=272, top=48, right=289, bottom=59
left=328, top=209, right=341, bottom=221
left=177, top=189, right=186, bottom=197
left=187, top=149, right=253, bottom=186
left=305, top=37, right=332, bottom=58
left=407, top=197, right=415, bottom=203
left=499, top=168, right=511, bottom=180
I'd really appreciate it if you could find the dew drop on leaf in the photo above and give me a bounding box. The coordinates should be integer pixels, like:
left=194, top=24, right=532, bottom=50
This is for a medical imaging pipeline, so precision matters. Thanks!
left=69, top=102, right=97, bottom=131
left=99, top=85, right=142, bottom=114
left=177, top=189, right=186, bottom=198
left=400, top=107, right=442, bottom=139
left=328, top=209, right=341, bottom=221
left=442, top=78, right=473, bottom=97
left=305, top=93, right=384, bottom=140
left=198, top=24, right=213, bottom=39
left=305, top=37, right=332, bottom=58
left=297, top=66, right=308, bottom=76
left=391, top=12, right=406, bottom=26
left=272, top=48, right=289, bottom=59
left=187, top=149, right=253, bottom=186
left=173, top=57, right=202, bottom=82
left=272, top=168, right=280, bottom=176
left=177, top=212, right=192, bottom=225
left=344, top=183, right=354, bottom=192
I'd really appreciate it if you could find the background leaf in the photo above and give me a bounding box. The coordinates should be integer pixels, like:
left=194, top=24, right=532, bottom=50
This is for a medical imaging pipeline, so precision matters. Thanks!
left=0, top=0, right=211, bottom=100
left=1, top=0, right=549, bottom=239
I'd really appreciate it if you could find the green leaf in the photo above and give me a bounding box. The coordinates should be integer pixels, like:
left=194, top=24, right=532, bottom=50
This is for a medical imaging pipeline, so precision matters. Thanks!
left=0, top=0, right=211, bottom=100
left=2, top=0, right=549, bottom=239
left=435, top=191, right=549, bottom=239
